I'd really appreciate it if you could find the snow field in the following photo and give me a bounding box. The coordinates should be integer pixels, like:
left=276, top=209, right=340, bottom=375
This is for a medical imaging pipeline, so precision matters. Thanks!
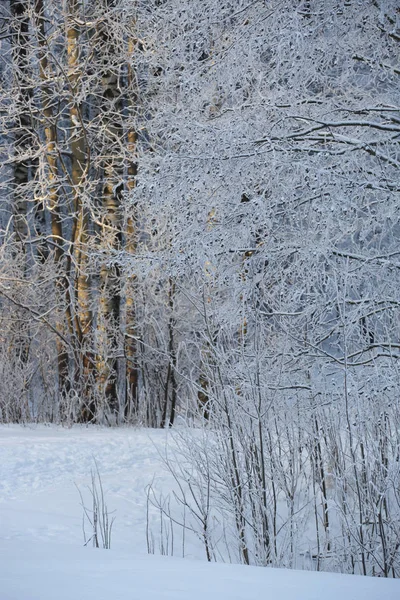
left=0, top=425, right=399, bottom=599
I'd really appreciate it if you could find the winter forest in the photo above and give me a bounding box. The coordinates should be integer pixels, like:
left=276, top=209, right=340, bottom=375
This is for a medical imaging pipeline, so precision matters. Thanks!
left=1, top=0, right=400, bottom=582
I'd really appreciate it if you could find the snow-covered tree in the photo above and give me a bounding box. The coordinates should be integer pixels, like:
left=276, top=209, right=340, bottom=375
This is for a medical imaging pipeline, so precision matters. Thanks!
left=135, top=0, right=400, bottom=575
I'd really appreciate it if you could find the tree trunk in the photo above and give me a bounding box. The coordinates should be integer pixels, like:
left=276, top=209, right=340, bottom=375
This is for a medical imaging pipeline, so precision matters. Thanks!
left=66, top=0, right=94, bottom=420
left=10, top=0, right=31, bottom=247
left=34, top=0, right=72, bottom=399
left=124, top=33, right=139, bottom=421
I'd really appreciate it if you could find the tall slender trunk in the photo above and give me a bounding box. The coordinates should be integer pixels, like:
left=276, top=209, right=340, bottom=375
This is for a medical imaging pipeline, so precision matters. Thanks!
left=34, top=0, right=71, bottom=398
left=124, top=33, right=138, bottom=420
left=9, top=1, right=34, bottom=419
left=66, top=0, right=94, bottom=419
left=94, top=2, right=127, bottom=418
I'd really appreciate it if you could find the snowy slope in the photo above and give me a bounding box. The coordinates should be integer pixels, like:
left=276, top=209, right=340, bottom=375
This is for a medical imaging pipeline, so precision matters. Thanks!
left=2, top=540, right=400, bottom=600
left=0, top=425, right=399, bottom=600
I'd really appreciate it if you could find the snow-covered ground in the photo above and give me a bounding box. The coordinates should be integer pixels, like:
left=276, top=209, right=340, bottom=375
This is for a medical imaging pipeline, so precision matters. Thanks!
left=0, top=425, right=399, bottom=599
left=0, top=425, right=171, bottom=553
left=3, top=540, right=400, bottom=600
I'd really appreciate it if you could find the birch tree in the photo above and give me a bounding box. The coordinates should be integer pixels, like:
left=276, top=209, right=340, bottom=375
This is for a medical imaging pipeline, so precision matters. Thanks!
left=0, top=0, right=140, bottom=422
